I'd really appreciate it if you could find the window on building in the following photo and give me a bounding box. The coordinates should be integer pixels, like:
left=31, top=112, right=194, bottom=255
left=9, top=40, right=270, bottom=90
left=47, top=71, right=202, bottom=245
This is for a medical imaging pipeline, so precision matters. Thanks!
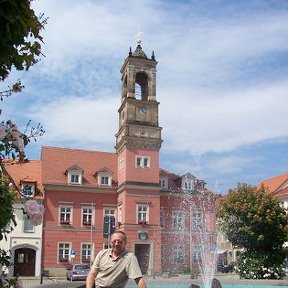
left=172, top=210, right=184, bottom=231
left=104, top=208, right=115, bottom=218
left=59, top=206, right=72, bottom=225
left=159, top=178, right=167, bottom=189
left=137, top=204, right=148, bottom=224
left=68, top=171, right=82, bottom=185
left=58, top=242, right=70, bottom=262
left=143, top=157, right=149, bottom=168
left=103, top=208, right=116, bottom=237
left=71, top=174, right=79, bottom=183
left=98, top=172, right=112, bottom=187
left=117, top=205, right=122, bottom=223
left=22, top=183, right=35, bottom=197
left=17, top=253, right=25, bottom=263
left=23, top=216, right=34, bottom=233
left=193, top=246, right=202, bottom=263
left=100, top=176, right=109, bottom=185
left=173, top=244, right=184, bottom=264
left=192, top=211, right=203, bottom=231
left=135, top=156, right=150, bottom=168
left=81, top=243, right=92, bottom=263
left=119, top=158, right=125, bottom=171
left=184, top=180, right=193, bottom=190
left=181, top=174, right=195, bottom=192
left=82, top=207, right=93, bottom=226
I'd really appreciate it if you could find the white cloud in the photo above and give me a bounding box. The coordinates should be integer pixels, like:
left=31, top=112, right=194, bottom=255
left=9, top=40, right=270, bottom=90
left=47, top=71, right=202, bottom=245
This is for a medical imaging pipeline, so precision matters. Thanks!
left=4, top=0, right=287, bottom=193
left=161, top=80, right=288, bottom=155
left=28, top=94, right=118, bottom=149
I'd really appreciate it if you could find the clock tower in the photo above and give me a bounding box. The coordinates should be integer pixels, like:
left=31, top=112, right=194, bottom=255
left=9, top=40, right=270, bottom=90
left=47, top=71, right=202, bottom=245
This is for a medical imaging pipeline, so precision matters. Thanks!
left=115, top=39, right=162, bottom=186
left=115, top=39, right=162, bottom=274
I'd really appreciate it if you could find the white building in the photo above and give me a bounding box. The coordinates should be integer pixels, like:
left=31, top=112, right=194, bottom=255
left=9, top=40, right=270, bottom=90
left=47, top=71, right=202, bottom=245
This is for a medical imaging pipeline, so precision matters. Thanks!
left=1, top=160, right=43, bottom=277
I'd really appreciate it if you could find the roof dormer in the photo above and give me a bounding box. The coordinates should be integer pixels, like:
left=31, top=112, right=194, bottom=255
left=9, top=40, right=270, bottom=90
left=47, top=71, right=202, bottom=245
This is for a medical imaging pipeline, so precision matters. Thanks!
left=159, top=169, right=169, bottom=190
left=65, top=164, right=84, bottom=185
left=20, top=180, right=36, bottom=198
left=181, top=173, right=196, bottom=191
left=94, top=167, right=113, bottom=187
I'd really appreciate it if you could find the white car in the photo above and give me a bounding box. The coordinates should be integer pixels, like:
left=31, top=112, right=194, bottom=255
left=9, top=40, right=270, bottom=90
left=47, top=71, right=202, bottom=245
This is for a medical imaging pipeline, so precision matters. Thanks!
left=66, top=264, right=90, bottom=281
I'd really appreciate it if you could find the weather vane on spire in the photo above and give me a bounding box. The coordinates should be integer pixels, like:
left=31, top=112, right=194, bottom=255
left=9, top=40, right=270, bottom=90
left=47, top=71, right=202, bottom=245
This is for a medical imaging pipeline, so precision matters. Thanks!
left=135, top=31, right=143, bottom=46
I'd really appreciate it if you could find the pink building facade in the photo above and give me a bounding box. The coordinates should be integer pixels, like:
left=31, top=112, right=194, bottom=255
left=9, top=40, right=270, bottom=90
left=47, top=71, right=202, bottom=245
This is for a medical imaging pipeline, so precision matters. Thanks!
left=2, top=42, right=219, bottom=277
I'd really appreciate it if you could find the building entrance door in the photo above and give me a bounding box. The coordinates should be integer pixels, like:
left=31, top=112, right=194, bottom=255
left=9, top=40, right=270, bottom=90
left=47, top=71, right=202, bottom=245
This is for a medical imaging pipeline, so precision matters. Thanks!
left=134, top=244, right=150, bottom=275
left=14, top=248, right=36, bottom=276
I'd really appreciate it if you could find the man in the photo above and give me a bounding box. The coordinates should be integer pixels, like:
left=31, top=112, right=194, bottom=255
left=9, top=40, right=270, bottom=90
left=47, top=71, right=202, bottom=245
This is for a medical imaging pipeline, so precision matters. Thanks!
left=86, top=230, right=147, bottom=288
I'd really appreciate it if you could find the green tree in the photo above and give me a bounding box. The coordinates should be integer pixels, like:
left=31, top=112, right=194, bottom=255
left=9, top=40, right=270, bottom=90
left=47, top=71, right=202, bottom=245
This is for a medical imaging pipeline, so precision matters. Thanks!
left=0, top=176, right=16, bottom=240
left=0, top=0, right=46, bottom=80
left=0, top=0, right=46, bottom=160
left=0, top=1, right=46, bottom=286
left=217, top=183, right=288, bottom=279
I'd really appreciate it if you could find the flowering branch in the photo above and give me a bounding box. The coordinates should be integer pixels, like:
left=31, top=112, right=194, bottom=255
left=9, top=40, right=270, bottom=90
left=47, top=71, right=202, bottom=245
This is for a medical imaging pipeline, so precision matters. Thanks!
left=0, top=120, right=45, bottom=160
left=0, top=81, right=24, bottom=102
left=23, top=199, right=44, bottom=226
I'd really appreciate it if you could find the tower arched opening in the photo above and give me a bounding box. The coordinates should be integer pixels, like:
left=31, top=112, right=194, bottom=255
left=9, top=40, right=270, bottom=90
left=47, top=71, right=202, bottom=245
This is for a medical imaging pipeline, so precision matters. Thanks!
left=135, top=72, right=148, bottom=101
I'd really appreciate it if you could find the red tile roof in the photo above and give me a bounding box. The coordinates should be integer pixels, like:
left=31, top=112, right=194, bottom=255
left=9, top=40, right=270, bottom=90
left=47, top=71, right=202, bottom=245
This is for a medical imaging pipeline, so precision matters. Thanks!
left=41, top=146, right=118, bottom=187
left=2, top=159, right=43, bottom=199
left=258, top=172, right=288, bottom=194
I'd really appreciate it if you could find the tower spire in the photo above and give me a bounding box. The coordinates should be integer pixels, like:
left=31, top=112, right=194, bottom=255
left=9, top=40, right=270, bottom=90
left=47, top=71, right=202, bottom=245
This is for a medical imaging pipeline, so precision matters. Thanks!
left=135, top=31, right=143, bottom=46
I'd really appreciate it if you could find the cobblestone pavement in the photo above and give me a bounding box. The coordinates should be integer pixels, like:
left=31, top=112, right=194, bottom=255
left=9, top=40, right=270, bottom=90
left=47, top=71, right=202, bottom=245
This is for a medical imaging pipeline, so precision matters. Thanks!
left=20, top=274, right=288, bottom=288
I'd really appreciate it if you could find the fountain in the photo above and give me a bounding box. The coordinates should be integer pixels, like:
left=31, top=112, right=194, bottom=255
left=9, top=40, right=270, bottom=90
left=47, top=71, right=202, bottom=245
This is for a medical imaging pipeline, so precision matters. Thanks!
left=181, top=188, right=220, bottom=288
left=161, top=179, right=221, bottom=288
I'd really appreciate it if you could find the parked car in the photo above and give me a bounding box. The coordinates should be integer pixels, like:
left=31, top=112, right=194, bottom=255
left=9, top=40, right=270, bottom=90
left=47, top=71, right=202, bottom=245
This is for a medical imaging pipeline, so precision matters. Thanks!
left=66, top=264, right=90, bottom=281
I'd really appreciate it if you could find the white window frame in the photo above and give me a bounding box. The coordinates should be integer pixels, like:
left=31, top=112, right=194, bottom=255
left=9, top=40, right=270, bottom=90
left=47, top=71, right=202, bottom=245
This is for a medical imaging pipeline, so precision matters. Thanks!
left=68, top=170, right=82, bottom=185
left=100, top=176, right=109, bottom=185
left=137, top=204, right=149, bottom=224
left=193, top=246, right=202, bottom=263
left=98, top=173, right=112, bottom=187
left=82, top=206, right=93, bottom=226
left=135, top=156, right=150, bottom=169
left=81, top=243, right=93, bottom=263
left=159, top=178, right=168, bottom=189
left=181, top=174, right=195, bottom=191
left=173, top=244, right=184, bottom=264
left=23, top=215, right=34, bottom=233
left=184, top=180, right=193, bottom=190
left=172, top=210, right=184, bottom=231
left=103, top=208, right=116, bottom=238
left=58, top=242, right=71, bottom=263
left=192, top=211, right=203, bottom=231
left=59, top=205, right=72, bottom=225
left=104, top=208, right=115, bottom=218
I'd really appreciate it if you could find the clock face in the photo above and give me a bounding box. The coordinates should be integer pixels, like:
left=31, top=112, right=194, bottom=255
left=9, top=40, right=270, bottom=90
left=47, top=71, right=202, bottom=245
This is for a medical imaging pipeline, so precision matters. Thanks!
left=138, top=107, right=147, bottom=115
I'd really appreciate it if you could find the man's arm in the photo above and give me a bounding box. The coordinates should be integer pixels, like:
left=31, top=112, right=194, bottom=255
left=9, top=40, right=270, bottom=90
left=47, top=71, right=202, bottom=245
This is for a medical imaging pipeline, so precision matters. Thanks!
left=86, top=267, right=98, bottom=288
left=135, top=277, right=147, bottom=288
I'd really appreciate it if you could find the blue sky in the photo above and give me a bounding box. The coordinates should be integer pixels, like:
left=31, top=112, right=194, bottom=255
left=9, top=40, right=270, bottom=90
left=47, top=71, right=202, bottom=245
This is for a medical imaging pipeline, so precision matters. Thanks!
left=1, top=0, right=288, bottom=194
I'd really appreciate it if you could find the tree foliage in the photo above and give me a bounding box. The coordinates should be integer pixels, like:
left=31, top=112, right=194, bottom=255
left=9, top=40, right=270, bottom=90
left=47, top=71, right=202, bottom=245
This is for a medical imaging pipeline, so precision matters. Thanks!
left=218, top=183, right=287, bottom=252
left=0, top=0, right=46, bottom=81
left=217, top=183, right=288, bottom=278
left=0, top=176, right=16, bottom=241
left=0, top=1, right=46, bottom=286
